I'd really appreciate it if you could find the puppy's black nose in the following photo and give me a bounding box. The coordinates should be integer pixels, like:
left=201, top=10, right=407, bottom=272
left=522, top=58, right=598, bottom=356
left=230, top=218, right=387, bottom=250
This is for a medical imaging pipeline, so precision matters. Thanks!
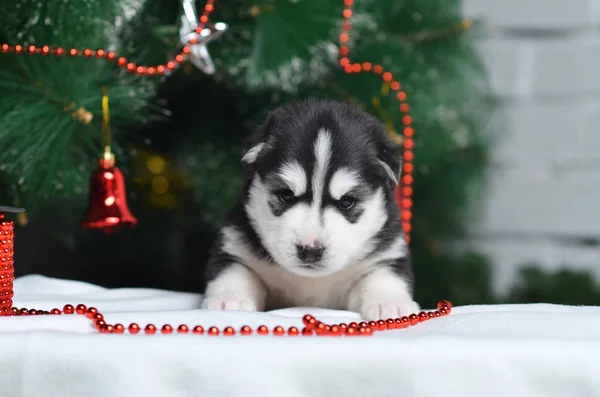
left=296, top=244, right=325, bottom=264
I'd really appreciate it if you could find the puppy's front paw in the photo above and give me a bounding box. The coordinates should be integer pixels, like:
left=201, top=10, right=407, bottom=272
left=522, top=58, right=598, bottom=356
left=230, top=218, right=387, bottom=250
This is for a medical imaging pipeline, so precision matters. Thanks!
left=360, top=296, right=420, bottom=321
left=201, top=295, right=259, bottom=312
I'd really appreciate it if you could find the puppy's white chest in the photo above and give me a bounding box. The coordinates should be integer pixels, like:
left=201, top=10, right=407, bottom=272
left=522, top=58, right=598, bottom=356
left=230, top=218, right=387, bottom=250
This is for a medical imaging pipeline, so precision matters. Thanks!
left=245, top=259, right=370, bottom=310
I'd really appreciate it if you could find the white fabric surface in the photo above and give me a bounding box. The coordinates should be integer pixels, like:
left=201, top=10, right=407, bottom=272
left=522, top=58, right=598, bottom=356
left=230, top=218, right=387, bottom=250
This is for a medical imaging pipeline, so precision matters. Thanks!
left=1, top=275, right=600, bottom=397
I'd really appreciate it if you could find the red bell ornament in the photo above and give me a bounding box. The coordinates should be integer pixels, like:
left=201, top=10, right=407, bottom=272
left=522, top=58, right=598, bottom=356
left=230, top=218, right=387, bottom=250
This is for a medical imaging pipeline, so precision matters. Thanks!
left=81, top=152, right=137, bottom=231
left=82, top=88, right=137, bottom=231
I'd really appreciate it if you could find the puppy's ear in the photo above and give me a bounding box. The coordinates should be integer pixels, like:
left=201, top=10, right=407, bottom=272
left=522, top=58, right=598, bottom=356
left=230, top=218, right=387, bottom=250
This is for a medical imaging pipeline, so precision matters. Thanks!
left=377, top=139, right=402, bottom=185
left=241, top=115, right=275, bottom=165
left=241, top=143, right=265, bottom=164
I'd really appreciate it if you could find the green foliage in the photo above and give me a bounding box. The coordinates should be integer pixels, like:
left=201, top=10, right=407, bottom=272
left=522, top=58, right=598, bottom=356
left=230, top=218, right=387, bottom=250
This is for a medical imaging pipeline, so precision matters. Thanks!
left=0, top=0, right=158, bottom=215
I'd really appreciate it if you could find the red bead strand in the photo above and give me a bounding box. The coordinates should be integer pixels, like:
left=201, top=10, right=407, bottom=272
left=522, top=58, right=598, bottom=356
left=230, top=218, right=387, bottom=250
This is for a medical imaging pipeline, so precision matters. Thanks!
left=339, top=0, right=414, bottom=242
left=5, top=300, right=452, bottom=337
left=0, top=0, right=217, bottom=76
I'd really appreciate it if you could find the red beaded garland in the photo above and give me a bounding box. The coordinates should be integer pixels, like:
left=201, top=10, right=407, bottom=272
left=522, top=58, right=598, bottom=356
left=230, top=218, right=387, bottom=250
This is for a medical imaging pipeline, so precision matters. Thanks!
left=0, top=214, right=15, bottom=316
left=0, top=0, right=217, bottom=77
left=3, top=300, right=452, bottom=338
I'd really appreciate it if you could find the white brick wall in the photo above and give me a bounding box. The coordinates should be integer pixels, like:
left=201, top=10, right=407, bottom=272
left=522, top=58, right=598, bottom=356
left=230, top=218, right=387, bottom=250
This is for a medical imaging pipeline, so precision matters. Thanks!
left=461, top=0, right=600, bottom=293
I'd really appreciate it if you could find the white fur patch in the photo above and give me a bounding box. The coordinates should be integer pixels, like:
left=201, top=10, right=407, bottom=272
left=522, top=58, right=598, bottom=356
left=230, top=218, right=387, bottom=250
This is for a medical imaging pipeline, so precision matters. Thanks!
left=347, top=266, right=419, bottom=321
left=201, top=257, right=267, bottom=311
left=329, top=168, right=360, bottom=200
left=278, top=161, right=307, bottom=196
left=242, top=143, right=265, bottom=164
left=311, top=129, right=332, bottom=211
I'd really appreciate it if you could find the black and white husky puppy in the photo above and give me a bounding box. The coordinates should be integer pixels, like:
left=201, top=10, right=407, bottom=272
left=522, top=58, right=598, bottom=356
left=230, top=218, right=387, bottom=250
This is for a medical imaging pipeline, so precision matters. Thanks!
left=201, top=100, right=419, bottom=320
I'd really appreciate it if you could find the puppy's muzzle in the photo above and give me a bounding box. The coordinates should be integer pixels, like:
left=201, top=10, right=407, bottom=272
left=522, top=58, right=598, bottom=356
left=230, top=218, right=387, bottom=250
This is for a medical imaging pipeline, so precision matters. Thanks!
left=296, top=244, right=325, bottom=264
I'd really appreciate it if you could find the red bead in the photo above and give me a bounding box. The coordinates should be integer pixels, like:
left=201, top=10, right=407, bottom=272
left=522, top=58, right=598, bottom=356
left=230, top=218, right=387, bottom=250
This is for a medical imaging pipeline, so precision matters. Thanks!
left=301, top=327, right=313, bottom=336
left=257, top=325, right=269, bottom=335
left=41, top=45, right=49, bottom=55
left=107, top=52, right=116, bottom=60
left=348, top=322, right=358, bottom=329
left=63, top=304, right=75, bottom=314
left=240, top=325, right=252, bottom=335
left=161, top=325, right=173, bottom=334
left=346, top=327, right=357, bottom=336
left=182, top=46, right=191, bottom=54
left=75, top=304, right=87, bottom=314
left=11, top=307, right=18, bottom=315
left=377, top=320, right=386, bottom=331
left=439, top=308, right=448, bottom=316
left=223, top=326, right=235, bottom=336
left=302, top=314, right=313, bottom=325
left=329, top=325, right=341, bottom=336
left=83, top=48, right=92, bottom=57
left=136, top=66, right=146, bottom=75
left=193, top=326, right=204, bottom=334
left=359, top=327, right=369, bottom=335
left=368, top=321, right=377, bottom=329
left=99, top=325, right=109, bottom=334
left=339, top=323, right=348, bottom=330
left=105, top=325, right=114, bottom=333
left=114, top=324, right=125, bottom=333
left=167, top=61, right=176, bottom=70
left=86, top=307, right=98, bottom=318
left=273, top=326, right=284, bottom=336
left=93, top=313, right=104, bottom=321
left=434, top=311, right=441, bottom=317
left=117, top=57, right=126, bottom=66
left=359, top=321, right=368, bottom=329
left=54, top=47, right=64, bottom=56
left=427, top=312, right=435, bottom=319
left=156, top=65, right=165, bottom=74
left=69, top=48, right=77, bottom=56
left=96, top=49, right=106, bottom=57
left=145, top=324, right=157, bottom=335
left=147, top=67, right=156, bottom=76
left=418, top=312, right=428, bottom=322
left=438, top=300, right=452, bottom=310
left=287, top=326, right=299, bottom=336
left=315, top=322, right=327, bottom=335
left=386, top=319, right=396, bottom=329
left=128, top=323, right=140, bottom=334
left=1, top=44, right=9, bottom=53
left=208, top=326, right=219, bottom=336
left=175, top=54, right=184, bottom=63
left=126, top=63, right=135, bottom=71
left=28, top=309, right=37, bottom=315
left=409, top=313, right=419, bottom=325
left=401, top=316, right=410, bottom=327
left=28, top=45, right=36, bottom=54
left=96, top=320, right=106, bottom=329
left=177, top=325, right=189, bottom=334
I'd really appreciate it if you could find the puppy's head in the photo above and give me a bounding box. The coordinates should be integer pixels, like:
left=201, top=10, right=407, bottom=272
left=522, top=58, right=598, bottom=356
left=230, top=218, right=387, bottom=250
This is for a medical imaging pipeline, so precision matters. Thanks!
left=242, top=100, right=401, bottom=277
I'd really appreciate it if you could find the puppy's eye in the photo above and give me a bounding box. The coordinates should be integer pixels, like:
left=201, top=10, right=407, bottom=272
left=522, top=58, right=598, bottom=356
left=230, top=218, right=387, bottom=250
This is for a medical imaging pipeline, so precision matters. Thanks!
left=277, top=189, right=296, bottom=203
left=337, top=195, right=355, bottom=210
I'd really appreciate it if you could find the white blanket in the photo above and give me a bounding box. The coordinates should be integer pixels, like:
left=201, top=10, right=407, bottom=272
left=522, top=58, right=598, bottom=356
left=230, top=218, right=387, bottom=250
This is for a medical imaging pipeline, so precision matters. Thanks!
left=1, top=275, right=600, bottom=397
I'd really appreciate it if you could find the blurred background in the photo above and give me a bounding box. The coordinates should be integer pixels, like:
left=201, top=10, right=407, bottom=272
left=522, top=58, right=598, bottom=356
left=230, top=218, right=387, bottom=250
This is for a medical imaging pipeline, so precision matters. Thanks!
left=1, top=0, right=598, bottom=309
